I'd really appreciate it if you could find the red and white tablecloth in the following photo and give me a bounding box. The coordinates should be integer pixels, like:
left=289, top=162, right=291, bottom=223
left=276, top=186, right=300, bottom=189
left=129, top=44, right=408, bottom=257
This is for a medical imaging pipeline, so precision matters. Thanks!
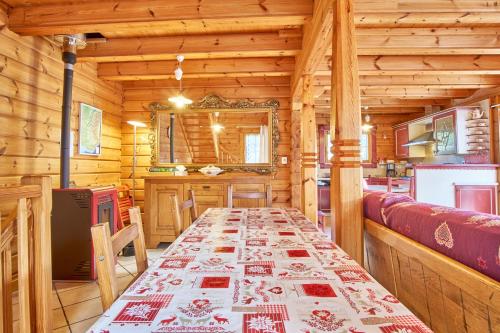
left=88, top=208, right=431, bottom=333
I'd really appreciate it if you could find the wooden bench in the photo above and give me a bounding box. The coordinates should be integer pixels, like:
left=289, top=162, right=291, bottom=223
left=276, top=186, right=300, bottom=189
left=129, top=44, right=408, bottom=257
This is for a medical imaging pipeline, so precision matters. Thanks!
left=364, top=218, right=500, bottom=333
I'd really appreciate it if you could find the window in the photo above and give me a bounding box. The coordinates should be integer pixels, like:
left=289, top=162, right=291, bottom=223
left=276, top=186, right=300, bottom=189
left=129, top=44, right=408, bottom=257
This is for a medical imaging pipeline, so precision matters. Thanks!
left=244, top=133, right=261, bottom=163
left=361, top=133, right=370, bottom=162
left=326, top=132, right=334, bottom=162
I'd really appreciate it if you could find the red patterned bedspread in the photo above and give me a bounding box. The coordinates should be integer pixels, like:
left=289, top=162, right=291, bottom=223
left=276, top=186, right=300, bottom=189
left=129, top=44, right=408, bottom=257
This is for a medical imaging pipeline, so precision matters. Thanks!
left=364, top=191, right=500, bottom=282
left=89, top=208, right=431, bottom=333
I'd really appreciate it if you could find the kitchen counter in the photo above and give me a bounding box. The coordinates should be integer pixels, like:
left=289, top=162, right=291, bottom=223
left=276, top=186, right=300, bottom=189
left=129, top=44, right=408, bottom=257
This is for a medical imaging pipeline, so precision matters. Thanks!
left=414, top=164, right=498, bottom=169
left=414, top=165, right=497, bottom=212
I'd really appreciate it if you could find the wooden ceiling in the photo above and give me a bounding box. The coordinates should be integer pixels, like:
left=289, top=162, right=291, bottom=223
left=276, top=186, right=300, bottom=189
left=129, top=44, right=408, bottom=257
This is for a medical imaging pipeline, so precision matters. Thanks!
left=1, top=0, right=499, bottom=116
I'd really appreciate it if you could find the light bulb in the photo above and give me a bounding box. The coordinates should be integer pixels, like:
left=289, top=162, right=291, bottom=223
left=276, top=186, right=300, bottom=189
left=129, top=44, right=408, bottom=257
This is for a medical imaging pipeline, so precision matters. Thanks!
left=211, top=123, right=224, bottom=133
left=168, top=94, right=193, bottom=108
left=174, top=67, right=183, bottom=80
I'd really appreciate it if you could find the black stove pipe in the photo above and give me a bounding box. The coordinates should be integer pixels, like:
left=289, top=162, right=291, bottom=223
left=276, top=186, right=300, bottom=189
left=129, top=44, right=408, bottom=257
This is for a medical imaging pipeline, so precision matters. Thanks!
left=170, top=113, right=175, bottom=163
left=60, top=38, right=77, bottom=189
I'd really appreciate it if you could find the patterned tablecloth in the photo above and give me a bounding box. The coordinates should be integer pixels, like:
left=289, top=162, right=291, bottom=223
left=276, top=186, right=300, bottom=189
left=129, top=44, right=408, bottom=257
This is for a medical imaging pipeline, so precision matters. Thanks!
left=89, top=208, right=431, bottom=333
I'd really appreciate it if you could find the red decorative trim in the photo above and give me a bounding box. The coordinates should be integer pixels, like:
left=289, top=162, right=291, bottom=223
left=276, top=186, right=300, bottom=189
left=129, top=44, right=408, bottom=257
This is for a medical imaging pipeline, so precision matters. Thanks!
left=455, top=184, right=498, bottom=215
left=414, top=164, right=499, bottom=170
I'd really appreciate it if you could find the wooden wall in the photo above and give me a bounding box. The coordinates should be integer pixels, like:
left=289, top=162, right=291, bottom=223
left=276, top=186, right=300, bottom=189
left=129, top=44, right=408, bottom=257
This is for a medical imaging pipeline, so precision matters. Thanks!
left=0, top=28, right=123, bottom=188
left=120, top=77, right=292, bottom=209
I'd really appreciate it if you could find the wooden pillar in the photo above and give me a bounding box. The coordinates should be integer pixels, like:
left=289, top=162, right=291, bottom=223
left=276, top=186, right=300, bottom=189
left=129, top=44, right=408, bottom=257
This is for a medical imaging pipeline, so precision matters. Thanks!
left=330, top=0, right=364, bottom=263
left=291, top=100, right=303, bottom=209
left=301, top=75, right=318, bottom=224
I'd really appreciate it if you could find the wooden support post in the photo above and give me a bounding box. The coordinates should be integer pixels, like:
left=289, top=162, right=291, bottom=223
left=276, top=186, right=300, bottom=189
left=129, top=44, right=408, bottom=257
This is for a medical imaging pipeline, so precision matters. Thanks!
left=291, top=100, right=303, bottom=209
left=301, top=75, right=318, bottom=224
left=20, top=176, right=52, bottom=333
left=330, top=0, right=364, bottom=263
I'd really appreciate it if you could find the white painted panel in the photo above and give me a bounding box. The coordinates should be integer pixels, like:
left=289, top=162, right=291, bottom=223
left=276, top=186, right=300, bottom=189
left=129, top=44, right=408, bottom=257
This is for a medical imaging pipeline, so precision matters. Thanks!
left=415, top=168, right=497, bottom=207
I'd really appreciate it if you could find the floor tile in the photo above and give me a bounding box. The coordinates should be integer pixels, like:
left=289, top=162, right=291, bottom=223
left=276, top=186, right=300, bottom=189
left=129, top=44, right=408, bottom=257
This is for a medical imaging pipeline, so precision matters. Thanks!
left=115, top=264, right=131, bottom=277
left=63, top=297, right=103, bottom=324
left=121, top=262, right=138, bottom=275
left=13, top=306, right=67, bottom=330
left=117, top=254, right=136, bottom=265
left=53, top=308, right=68, bottom=329
left=58, top=281, right=100, bottom=307
left=70, top=315, right=101, bottom=333
left=118, top=274, right=135, bottom=292
left=54, top=281, right=93, bottom=293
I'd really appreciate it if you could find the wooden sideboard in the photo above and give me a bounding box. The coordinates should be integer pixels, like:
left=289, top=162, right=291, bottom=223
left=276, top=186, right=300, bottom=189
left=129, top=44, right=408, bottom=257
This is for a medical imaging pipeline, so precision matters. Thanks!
left=144, top=174, right=271, bottom=248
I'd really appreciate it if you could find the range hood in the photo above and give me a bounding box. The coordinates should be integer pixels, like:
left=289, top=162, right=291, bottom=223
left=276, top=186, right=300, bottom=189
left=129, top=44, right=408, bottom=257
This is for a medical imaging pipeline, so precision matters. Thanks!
left=402, top=131, right=435, bottom=147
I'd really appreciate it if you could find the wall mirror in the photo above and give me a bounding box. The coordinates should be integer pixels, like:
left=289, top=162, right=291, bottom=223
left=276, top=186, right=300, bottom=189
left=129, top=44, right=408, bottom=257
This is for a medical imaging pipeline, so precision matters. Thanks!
left=149, top=95, right=280, bottom=174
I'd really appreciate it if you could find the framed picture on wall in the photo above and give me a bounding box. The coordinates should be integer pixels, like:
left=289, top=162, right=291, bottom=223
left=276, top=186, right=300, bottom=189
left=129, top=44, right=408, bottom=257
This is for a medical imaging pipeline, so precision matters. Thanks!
left=79, top=103, right=102, bottom=156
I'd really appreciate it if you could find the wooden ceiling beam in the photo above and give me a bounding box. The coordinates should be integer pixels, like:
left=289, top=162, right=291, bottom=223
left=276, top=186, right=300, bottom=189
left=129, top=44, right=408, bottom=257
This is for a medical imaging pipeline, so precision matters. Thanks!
left=353, top=0, right=499, bottom=13
left=98, top=57, right=295, bottom=81
left=315, top=107, right=425, bottom=115
left=315, top=75, right=500, bottom=87
left=317, top=97, right=451, bottom=107
left=8, top=0, right=313, bottom=36
left=316, top=86, right=478, bottom=99
left=317, top=55, right=500, bottom=76
left=329, top=27, right=500, bottom=55
left=354, top=12, right=500, bottom=28
left=291, top=0, right=333, bottom=99
left=78, top=32, right=302, bottom=62
left=0, top=3, right=7, bottom=28
left=122, top=77, right=291, bottom=89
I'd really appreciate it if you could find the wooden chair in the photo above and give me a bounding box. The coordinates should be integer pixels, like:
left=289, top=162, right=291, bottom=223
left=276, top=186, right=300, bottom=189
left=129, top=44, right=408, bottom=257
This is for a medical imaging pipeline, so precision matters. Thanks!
left=91, top=207, right=148, bottom=311
left=116, top=185, right=133, bottom=228
left=180, top=189, right=199, bottom=223
left=227, top=184, right=272, bottom=208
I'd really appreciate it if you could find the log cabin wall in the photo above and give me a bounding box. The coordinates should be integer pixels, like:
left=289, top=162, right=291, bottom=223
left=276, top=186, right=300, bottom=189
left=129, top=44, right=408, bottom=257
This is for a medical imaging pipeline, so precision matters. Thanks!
left=0, top=28, right=123, bottom=189
left=120, top=77, right=292, bottom=210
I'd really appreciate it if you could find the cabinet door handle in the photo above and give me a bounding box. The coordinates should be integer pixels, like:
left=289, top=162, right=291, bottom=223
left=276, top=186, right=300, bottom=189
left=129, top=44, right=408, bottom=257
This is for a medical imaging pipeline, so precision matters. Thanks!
left=202, top=185, right=210, bottom=190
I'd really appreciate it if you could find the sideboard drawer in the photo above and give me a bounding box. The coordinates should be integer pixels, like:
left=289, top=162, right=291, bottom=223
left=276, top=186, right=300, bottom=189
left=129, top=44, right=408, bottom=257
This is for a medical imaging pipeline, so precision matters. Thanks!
left=190, top=183, right=225, bottom=194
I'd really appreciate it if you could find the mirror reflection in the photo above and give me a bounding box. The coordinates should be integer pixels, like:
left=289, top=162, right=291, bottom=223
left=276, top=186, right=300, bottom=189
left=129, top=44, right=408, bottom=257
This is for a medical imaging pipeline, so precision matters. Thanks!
left=157, top=110, right=271, bottom=165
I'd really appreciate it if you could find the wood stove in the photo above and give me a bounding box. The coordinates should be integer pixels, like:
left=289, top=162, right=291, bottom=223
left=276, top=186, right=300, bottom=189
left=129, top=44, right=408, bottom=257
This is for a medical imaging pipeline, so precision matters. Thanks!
left=52, top=186, right=118, bottom=280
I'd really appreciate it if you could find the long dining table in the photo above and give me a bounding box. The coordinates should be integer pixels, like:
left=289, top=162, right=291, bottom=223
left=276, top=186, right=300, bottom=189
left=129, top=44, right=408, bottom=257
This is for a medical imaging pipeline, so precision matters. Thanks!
left=88, top=207, right=431, bottom=333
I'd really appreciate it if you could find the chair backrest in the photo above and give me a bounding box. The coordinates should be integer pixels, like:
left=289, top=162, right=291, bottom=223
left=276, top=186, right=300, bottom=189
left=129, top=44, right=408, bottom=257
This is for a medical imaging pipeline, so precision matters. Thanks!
left=180, top=189, right=199, bottom=223
left=116, top=185, right=133, bottom=227
left=227, top=184, right=272, bottom=208
left=91, top=206, right=148, bottom=311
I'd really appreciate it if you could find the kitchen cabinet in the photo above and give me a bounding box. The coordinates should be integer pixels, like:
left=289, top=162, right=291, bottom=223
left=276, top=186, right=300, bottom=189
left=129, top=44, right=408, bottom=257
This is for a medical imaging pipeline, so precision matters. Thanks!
left=455, top=184, right=498, bottom=215
left=318, top=185, right=330, bottom=212
left=394, top=126, right=409, bottom=158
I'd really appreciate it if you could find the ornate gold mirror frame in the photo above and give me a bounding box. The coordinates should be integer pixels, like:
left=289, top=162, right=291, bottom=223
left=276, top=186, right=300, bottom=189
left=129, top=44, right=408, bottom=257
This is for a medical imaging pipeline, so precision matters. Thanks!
left=149, top=94, right=280, bottom=174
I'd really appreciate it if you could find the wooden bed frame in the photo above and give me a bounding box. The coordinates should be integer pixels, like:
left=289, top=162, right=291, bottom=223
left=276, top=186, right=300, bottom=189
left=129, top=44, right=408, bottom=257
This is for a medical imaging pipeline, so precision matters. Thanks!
left=364, top=218, right=500, bottom=333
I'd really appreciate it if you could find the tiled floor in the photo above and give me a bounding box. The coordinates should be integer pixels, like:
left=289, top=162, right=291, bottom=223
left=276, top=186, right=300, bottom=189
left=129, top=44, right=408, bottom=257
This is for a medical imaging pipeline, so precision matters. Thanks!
left=12, top=248, right=164, bottom=333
